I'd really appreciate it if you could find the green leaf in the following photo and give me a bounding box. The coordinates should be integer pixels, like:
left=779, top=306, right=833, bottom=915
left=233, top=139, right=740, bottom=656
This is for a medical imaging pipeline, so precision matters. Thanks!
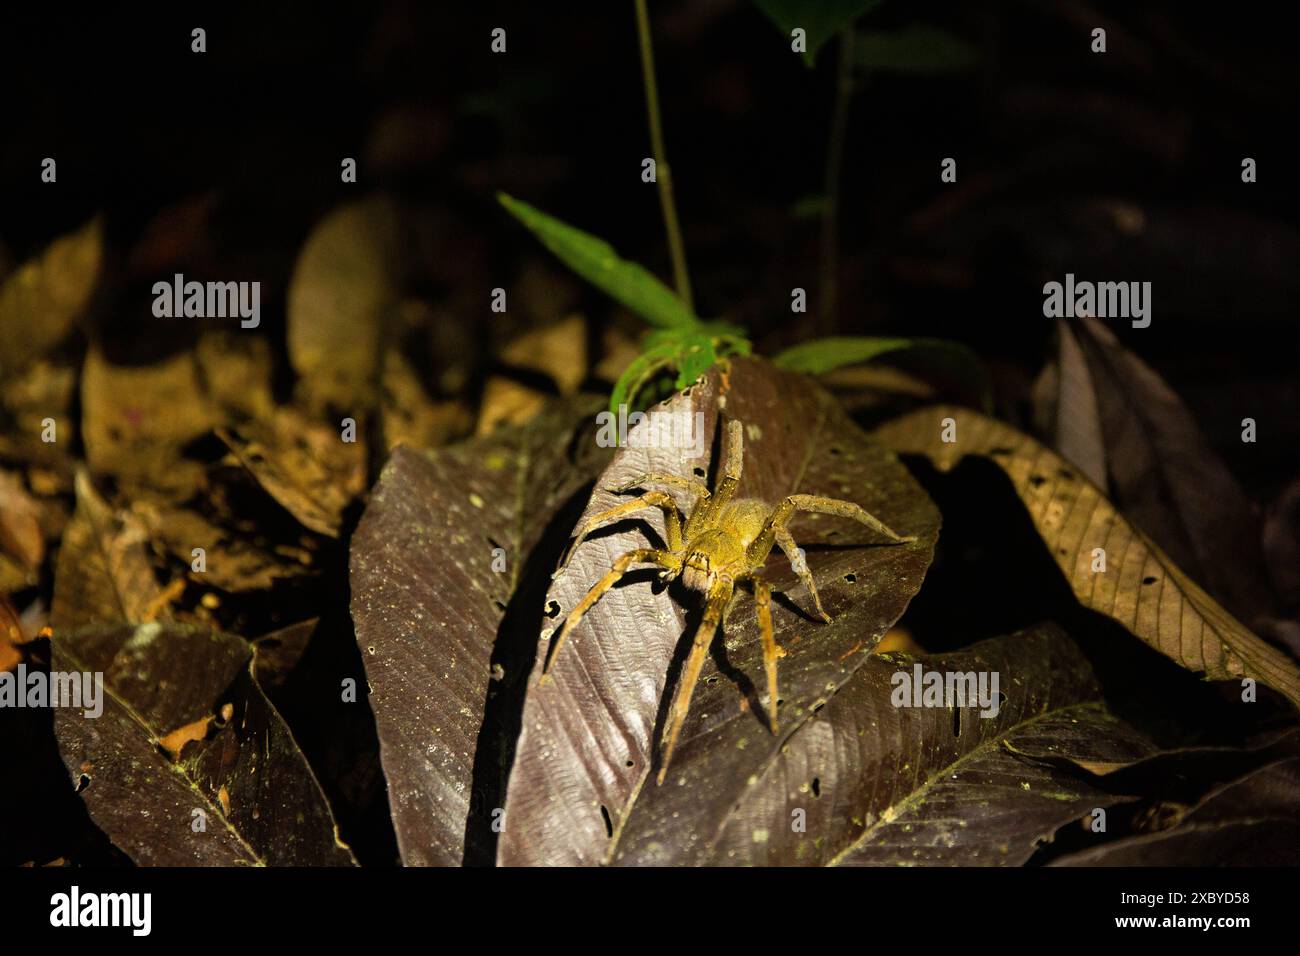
left=856, top=24, right=979, bottom=74
left=754, top=0, right=884, bottom=67
left=609, top=342, right=679, bottom=415
left=498, top=192, right=698, bottom=330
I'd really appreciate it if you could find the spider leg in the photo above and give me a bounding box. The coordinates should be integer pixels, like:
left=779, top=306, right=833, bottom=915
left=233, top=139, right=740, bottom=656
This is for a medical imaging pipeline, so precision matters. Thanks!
left=775, top=526, right=830, bottom=623
left=747, top=493, right=914, bottom=569
left=689, top=419, right=745, bottom=533
left=556, top=491, right=683, bottom=575
left=657, top=578, right=734, bottom=785
left=752, top=577, right=781, bottom=733
left=609, top=473, right=709, bottom=501
left=542, top=547, right=680, bottom=681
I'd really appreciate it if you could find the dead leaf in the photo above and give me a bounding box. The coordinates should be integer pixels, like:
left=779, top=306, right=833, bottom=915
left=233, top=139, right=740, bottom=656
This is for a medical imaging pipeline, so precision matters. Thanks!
left=0, top=218, right=102, bottom=380
left=351, top=398, right=609, bottom=865
left=53, top=621, right=355, bottom=865
left=51, top=471, right=170, bottom=630
left=217, top=407, right=366, bottom=537
left=81, top=345, right=216, bottom=495
left=498, top=357, right=941, bottom=865
left=500, top=314, right=588, bottom=394
left=873, top=405, right=1300, bottom=709
left=0, top=470, right=43, bottom=574
left=1041, top=316, right=1275, bottom=630
left=286, top=198, right=404, bottom=412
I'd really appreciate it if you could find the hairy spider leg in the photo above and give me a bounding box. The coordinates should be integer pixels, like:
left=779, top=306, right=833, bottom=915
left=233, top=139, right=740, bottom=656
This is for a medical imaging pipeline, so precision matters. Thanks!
left=542, top=547, right=682, bottom=680
left=657, top=577, right=734, bottom=784
left=752, top=576, right=781, bottom=733
left=686, top=418, right=745, bottom=537
left=556, top=491, right=684, bottom=575
left=746, top=493, right=915, bottom=573
left=610, top=473, right=710, bottom=501
left=774, top=525, right=830, bottom=623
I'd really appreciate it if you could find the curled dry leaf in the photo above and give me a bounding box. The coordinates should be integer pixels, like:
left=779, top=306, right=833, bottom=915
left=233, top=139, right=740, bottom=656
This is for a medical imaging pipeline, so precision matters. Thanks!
left=0, top=218, right=102, bottom=380
left=53, top=622, right=355, bottom=866
left=1044, top=316, right=1274, bottom=629
left=52, top=471, right=170, bottom=631
left=351, top=399, right=609, bottom=865
left=498, top=357, right=940, bottom=866
left=873, top=405, right=1300, bottom=709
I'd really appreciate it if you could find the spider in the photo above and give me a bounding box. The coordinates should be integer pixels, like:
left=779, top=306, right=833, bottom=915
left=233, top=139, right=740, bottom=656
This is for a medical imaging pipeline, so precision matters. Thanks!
left=541, top=418, right=916, bottom=784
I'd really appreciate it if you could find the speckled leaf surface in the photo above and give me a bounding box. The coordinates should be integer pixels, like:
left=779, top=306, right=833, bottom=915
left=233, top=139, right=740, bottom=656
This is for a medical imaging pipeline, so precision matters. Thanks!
left=831, top=627, right=1155, bottom=866
left=497, top=357, right=940, bottom=865
left=350, top=401, right=609, bottom=865
left=1051, top=757, right=1300, bottom=866
left=874, top=406, right=1300, bottom=709
left=52, top=622, right=353, bottom=866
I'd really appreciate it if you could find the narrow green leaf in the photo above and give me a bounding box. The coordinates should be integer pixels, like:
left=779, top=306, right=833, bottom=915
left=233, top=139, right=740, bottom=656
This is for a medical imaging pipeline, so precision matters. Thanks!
left=498, top=193, right=698, bottom=330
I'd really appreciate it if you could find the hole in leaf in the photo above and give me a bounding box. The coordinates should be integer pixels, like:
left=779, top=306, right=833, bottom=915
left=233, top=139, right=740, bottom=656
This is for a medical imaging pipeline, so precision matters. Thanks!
left=1142, top=576, right=1157, bottom=585
left=544, top=600, right=561, bottom=618
left=599, top=804, right=614, bottom=838
left=811, top=777, right=821, bottom=797
left=843, top=572, right=857, bottom=584
left=76, top=774, right=90, bottom=793
left=693, top=466, right=706, bottom=478
left=952, top=706, right=962, bottom=738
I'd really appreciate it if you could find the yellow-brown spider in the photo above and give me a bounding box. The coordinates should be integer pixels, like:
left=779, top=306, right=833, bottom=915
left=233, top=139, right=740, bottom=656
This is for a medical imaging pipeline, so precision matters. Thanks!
left=541, top=418, right=916, bottom=784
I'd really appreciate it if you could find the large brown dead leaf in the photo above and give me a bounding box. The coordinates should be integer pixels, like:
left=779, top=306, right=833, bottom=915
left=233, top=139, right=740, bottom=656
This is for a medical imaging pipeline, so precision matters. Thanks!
left=873, top=406, right=1300, bottom=709
left=350, top=399, right=609, bottom=865
left=1039, top=316, right=1274, bottom=630
left=497, top=357, right=941, bottom=865
left=52, top=622, right=354, bottom=865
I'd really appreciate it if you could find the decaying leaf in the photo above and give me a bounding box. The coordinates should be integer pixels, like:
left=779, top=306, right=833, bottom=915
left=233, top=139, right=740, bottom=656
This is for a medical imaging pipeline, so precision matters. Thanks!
left=351, top=398, right=609, bottom=864
left=51, top=471, right=170, bottom=630
left=217, top=407, right=367, bottom=538
left=498, top=357, right=940, bottom=865
left=81, top=345, right=216, bottom=495
left=1042, top=317, right=1274, bottom=629
left=286, top=198, right=404, bottom=412
left=0, top=218, right=102, bottom=380
left=1050, top=757, right=1300, bottom=866
left=0, top=469, right=43, bottom=578
left=379, top=349, right=472, bottom=452
left=500, top=314, right=588, bottom=395
left=873, top=405, right=1300, bottom=709
left=53, top=622, right=355, bottom=865
left=131, top=501, right=316, bottom=593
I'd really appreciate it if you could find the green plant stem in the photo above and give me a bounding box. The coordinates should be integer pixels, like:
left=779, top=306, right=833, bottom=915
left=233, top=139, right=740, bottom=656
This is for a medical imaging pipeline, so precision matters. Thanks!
left=634, top=0, right=694, bottom=313
left=819, top=26, right=856, bottom=334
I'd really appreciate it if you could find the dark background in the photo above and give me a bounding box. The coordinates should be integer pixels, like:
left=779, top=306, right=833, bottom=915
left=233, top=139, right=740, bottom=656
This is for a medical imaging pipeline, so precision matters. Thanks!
left=3, top=1, right=1296, bottom=500
left=3, top=0, right=1298, bottom=866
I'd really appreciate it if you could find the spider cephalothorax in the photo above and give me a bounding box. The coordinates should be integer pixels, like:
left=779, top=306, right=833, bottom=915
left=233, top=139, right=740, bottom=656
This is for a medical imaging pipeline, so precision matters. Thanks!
left=542, top=418, right=915, bottom=784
